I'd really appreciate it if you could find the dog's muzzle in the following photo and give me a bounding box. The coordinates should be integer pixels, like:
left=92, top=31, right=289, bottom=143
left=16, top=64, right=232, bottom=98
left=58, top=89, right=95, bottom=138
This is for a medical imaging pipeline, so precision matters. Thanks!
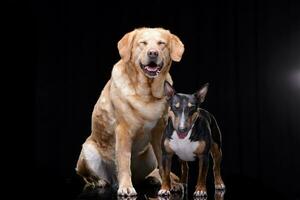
left=139, top=61, right=163, bottom=78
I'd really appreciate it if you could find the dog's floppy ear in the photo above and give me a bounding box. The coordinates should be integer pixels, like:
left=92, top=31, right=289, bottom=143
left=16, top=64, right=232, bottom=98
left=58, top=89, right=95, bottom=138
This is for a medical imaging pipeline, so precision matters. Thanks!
left=164, top=81, right=175, bottom=99
left=196, top=83, right=209, bottom=103
left=118, top=30, right=136, bottom=63
left=170, top=34, right=184, bottom=62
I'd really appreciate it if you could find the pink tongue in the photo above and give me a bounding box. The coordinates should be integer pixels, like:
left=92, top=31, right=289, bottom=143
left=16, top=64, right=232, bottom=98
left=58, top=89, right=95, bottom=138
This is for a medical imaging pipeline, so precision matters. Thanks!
left=146, top=66, right=158, bottom=72
left=178, top=132, right=188, bottom=139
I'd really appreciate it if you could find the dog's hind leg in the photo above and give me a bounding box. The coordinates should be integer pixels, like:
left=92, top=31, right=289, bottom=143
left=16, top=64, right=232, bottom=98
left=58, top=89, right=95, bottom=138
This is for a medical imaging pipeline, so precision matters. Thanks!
left=209, top=114, right=225, bottom=190
left=210, top=142, right=225, bottom=190
left=76, top=140, right=116, bottom=189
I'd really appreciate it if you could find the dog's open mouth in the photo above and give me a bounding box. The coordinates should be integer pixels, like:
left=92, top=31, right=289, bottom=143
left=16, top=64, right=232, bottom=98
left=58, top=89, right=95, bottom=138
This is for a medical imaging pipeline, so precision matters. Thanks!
left=140, top=61, right=163, bottom=78
left=177, top=131, right=188, bottom=139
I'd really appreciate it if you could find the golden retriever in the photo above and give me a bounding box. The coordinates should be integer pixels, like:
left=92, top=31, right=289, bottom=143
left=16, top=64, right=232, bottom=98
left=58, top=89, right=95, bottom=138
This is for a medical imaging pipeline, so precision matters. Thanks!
left=76, top=27, right=184, bottom=196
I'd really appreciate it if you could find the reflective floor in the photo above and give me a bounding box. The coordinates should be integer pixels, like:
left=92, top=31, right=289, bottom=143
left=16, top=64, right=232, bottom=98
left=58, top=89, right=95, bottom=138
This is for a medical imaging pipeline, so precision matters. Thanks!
left=76, top=185, right=225, bottom=200
left=62, top=178, right=299, bottom=200
left=32, top=174, right=298, bottom=200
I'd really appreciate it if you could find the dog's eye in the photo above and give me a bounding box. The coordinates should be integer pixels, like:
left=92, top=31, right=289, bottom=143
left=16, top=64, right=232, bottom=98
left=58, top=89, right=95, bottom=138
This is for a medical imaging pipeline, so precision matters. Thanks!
left=158, top=41, right=166, bottom=45
left=140, top=41, right=147, bottom=45
left=189, top=106, right=196, bottom=110
left=172, top=106, right=180, bottom=111
left=172, top=103, right=180, bottom=111
left=188, top=103, right=196, bottom=110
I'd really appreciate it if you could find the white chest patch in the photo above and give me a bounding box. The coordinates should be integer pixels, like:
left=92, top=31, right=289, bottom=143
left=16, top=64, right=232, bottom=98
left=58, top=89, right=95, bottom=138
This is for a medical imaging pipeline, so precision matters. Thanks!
left=169, top=130, right=199, bottom=161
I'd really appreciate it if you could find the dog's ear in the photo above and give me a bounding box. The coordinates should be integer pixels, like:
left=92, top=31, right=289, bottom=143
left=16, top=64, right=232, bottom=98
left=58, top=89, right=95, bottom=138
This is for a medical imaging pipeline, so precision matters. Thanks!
left=164, top=81, right=175, bottom=99
left=196, top=83, right=209, bottom=103
left=170, top=34, right=184, bottom=62
left=118, top=30, right=136, bottom=63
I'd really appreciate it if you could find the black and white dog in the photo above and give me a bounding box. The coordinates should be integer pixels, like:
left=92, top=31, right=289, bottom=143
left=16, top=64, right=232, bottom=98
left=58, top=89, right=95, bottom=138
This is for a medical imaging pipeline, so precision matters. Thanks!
left=158, top=81, right=225, bottom=197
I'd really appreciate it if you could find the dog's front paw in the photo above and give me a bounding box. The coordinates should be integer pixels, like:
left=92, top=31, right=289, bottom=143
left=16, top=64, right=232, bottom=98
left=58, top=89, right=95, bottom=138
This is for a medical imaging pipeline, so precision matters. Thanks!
left=194, top=194, right=208, bottom=200
left=117, top=186, right=137, bottom=197
left=215, top=182, right=225, bottom=190
left=194, top=187, right=207, bottom=198
left=158, top=188, right=171, bottom=196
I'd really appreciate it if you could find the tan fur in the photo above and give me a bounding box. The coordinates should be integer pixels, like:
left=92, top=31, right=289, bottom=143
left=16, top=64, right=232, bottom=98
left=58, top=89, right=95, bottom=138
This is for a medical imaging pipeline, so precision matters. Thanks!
left=195, top=156, right=209, bottom=193
left=76, top=28, right=184, bottom=195
left=180, top=161, right=189, bottom=184
left=168, top=110, right=179, bottom=129
left=210, top=143, right=224, bottom=188
left=150, top=117, right=167, bottom=173
left=190, top=111, right=199, bottom=126
left=163, top=139, right=174, bottom=154
left=193, top=141, right=206, bottom=155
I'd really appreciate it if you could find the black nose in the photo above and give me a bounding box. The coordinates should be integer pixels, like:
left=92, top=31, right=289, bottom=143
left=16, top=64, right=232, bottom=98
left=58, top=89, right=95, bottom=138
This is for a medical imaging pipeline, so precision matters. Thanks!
left=178, top=127, right=188, bottom=133
left=147, top=49, right=158, bottom=58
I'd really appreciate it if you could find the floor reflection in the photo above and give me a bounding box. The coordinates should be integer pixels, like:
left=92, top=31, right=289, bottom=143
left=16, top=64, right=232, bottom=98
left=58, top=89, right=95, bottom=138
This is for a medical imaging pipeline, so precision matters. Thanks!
left=75, top=185, right=225, bottom=200
left=32, top=173, right=295, bottom=200
left=70, top=175, right=293, bottom=200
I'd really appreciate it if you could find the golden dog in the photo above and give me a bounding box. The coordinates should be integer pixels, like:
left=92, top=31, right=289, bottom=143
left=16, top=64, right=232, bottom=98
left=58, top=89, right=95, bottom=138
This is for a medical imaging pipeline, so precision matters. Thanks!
left=76, top=27, right=184, bottom=196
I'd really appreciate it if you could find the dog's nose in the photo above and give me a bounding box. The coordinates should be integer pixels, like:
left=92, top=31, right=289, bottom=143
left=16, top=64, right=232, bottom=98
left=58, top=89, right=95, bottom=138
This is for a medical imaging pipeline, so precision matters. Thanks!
left=147, top=49, right=158, bottom=58
left=178, top=127, right=188, bottom=133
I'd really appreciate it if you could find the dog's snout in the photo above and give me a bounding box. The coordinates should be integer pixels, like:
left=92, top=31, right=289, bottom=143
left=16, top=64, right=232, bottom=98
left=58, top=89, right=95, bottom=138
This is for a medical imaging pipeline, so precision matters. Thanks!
left=178, top=127, right=188, bottom=133
left=147, top=49, right=158, bottom=58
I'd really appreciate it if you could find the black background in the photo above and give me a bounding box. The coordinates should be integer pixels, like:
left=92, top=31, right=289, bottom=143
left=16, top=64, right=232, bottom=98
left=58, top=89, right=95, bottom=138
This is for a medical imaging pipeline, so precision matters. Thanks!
left=14, top=0, right=300, bottom=199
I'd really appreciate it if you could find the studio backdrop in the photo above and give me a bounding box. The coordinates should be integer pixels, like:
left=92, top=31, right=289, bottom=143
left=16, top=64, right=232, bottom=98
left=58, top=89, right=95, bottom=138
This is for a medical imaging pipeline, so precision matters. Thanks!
left=32, top=0, right=300, bottom=199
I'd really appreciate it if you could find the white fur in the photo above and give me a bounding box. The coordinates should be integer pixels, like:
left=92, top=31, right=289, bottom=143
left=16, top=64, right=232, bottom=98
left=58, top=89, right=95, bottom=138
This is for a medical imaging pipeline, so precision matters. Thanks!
left=179, top=109, right=186, bottom=130
left=169, top=128, right=199, bottom=161
left=82, top=143, right=101, bottom=174
left=82, top=143, right=115, bottom=183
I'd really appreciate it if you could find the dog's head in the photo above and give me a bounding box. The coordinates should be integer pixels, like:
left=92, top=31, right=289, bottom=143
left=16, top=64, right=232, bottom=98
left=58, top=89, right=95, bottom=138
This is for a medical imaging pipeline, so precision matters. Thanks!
left=164, top=81, right=209, bottom=139
left=118, top=28, right=184, bottom=78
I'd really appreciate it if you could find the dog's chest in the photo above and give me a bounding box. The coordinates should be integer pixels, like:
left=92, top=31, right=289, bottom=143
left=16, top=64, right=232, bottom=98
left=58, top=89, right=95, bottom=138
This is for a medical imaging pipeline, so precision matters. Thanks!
left=129, top=97, right=166, bottom=121
left=132, top=120, right=158, bottom=155
left=169, top=130, right=199, bottom=161
left=143, top=120, right=157, bottom=133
